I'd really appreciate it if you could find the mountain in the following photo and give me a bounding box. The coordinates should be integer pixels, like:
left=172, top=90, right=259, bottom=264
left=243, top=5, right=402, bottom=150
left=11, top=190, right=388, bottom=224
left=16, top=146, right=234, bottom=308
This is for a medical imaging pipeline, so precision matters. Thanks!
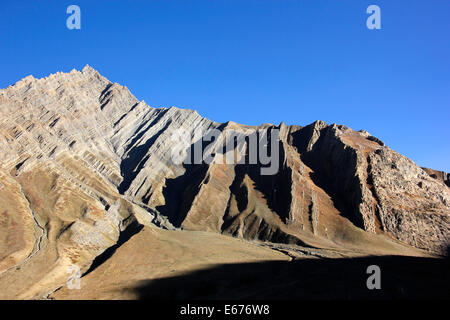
left=0, top=66, right=448, bottom=299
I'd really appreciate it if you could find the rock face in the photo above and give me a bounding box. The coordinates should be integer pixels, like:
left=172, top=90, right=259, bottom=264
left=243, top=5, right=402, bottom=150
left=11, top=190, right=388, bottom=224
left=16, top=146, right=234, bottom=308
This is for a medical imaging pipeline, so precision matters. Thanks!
left=0, top=66, right=449, bottom=299
left=422, top=167, right=450, bottom=187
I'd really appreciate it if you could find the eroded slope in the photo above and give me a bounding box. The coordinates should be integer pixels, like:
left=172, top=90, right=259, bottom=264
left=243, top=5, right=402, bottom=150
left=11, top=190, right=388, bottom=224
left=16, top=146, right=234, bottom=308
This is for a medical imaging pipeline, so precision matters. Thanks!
left=0, top=66, right=448, bottom=299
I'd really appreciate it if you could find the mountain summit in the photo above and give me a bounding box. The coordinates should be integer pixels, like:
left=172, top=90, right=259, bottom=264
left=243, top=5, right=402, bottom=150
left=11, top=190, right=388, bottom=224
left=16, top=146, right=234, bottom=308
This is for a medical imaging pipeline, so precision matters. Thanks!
left=0, top=67, right=448, bottom=299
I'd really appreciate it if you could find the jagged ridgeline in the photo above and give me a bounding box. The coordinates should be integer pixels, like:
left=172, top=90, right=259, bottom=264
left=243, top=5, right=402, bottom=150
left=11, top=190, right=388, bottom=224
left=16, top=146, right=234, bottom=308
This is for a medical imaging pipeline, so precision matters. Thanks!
left=0, top=65, right=449, bottom=299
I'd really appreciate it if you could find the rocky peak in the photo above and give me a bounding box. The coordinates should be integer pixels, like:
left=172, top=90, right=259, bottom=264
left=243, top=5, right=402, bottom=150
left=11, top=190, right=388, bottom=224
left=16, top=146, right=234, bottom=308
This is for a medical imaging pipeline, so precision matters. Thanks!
left=0, top=67, right=448, bottom=299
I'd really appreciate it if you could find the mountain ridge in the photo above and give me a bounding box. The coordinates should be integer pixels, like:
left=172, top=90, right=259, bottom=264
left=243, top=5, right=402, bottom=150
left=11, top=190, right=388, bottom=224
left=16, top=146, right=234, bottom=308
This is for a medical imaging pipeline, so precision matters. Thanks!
left=0, top=66, right=448, bottom=299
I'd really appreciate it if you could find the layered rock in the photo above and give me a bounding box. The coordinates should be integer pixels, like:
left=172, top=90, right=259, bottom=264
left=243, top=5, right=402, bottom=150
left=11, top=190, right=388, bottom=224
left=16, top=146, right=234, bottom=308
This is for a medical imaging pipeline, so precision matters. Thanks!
left=0, top=66, right=448, bottom=298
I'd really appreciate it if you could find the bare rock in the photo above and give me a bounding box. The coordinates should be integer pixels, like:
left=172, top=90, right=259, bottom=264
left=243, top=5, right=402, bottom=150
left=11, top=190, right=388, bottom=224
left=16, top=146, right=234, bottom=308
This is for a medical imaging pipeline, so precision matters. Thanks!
left=0, top=66, right=448, bottom=298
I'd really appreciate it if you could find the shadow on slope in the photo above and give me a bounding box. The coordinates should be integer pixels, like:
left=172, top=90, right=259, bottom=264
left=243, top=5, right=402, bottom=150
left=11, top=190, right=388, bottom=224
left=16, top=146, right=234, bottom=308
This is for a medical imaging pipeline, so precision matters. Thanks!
left=133, top=254, right=450, bottom=300
left=83, top=219, right=144, bottom=276
left=290, top=126, right=367, bottom=229
left=153, top=123, right=229, bottom=227
left=154, top=163, right=209, bottom=227
left=118, top=113, right=171, bottom=194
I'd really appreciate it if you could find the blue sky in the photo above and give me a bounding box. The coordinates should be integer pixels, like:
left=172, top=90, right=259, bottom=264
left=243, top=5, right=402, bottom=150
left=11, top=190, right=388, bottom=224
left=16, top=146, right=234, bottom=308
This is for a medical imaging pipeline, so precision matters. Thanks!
left=0, top=0, right=449, bottom=171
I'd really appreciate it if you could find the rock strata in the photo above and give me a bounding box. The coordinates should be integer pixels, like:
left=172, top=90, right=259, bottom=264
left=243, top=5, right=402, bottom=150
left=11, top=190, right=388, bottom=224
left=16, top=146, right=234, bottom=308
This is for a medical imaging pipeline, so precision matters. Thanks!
left=0, top=66, right=448, bottom=298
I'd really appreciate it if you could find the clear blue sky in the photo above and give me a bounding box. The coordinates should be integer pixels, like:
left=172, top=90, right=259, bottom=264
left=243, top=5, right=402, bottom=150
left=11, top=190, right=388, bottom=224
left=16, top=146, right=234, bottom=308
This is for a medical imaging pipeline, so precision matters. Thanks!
left=1, top=0, right=449, bottom=171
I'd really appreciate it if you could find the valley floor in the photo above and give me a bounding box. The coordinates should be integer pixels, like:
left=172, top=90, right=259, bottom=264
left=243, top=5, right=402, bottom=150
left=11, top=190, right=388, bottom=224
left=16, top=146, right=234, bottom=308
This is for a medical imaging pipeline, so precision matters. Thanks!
left=49, top=226, right=450, bottom=300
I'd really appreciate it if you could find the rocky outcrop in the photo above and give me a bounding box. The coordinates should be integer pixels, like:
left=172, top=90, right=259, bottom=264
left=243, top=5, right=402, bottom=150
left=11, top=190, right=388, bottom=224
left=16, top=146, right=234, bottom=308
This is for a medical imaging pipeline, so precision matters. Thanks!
left=0, top=66, right=449, bottom=298
left=290, top=123, right=449, bottom=253
left=422, top=167, right=450, bottom=187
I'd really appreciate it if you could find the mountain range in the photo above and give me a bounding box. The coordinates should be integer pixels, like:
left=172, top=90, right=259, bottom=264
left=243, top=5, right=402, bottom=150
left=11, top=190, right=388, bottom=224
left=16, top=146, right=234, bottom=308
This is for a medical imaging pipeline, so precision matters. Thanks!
left=0, top=66, right=448, bottom=299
